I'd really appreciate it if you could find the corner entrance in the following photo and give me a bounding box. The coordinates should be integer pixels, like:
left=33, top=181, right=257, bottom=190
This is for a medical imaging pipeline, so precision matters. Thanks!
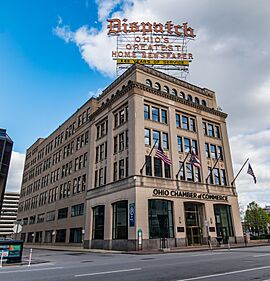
left=184, top=203, right=204, bottom=246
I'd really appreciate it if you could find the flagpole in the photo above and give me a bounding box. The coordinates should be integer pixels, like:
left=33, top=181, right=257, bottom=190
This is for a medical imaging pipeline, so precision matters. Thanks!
left=176, top=152, right=190, bottom=179
left=140, top=138, right=158, bottom=175
left=205, top=156, right=220, bottom=184
left=231, top=158, right=249, bottom=186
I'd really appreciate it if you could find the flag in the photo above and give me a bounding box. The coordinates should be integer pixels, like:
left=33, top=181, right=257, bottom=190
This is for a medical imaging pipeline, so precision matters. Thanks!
left=247, top=163, right=256, bottom=184
left=189, top=150, right=201, bottom=168
left=155, top=145, right=172, bottom=165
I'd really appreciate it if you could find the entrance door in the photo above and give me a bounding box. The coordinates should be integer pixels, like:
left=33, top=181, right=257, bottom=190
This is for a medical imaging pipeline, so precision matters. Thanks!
left=185, top=203, right=203, bottom=246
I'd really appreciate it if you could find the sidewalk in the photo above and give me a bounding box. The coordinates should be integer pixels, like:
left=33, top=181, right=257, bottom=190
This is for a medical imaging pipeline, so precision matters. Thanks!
left=23, top=240, right=270, bottom=255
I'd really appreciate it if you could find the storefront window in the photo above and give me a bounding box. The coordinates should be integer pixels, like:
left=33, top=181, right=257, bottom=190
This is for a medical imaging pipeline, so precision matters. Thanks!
left=112, top=201, right=128, bottom=239
left=214, top=204, right=234, bottom=237
left=93, top=205, right=105, bottom=240
left=70, top=228, right=82, bottom=243
left=148, top=200, right=174, bottom=239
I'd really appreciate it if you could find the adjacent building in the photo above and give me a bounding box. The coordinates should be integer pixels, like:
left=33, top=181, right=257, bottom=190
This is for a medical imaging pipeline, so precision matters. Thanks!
left=17, top=64, right=244, bottom=250
left=0, top=128, right=13, bottom=212
left=0, top=192, right=20, bottom=238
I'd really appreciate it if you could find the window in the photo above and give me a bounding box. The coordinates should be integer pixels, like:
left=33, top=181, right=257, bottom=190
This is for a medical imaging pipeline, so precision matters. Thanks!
left=161, top=109, right=167, bottom=124
left=58, top=207, right=68, bottom=219
left=194, top=97, right=199, bottom=106
left=152, top=107, right=160, bottom=122
left=165, top=163, right=171, bottom=178
left=162, top=132, right=169, bottom=149
left=37, top=213, right=45, bottom=223
left=44, top=230, right=53, bottom=243
left=163, top=85, right=169, bottom=93
left=205, top=143, right=210, bottom=158
left=125, top=130, right=129, bottom=149
left=144, top=104, right=150, bottom=119
left=221, top=169, right=227, bottom=186
left=171, top=89, right=177, bottom=96
left=154, top=82, right=161, bottom=90
left=71, top=203, right=84, bottom=217
left=119, top=133, right=125, bottom=151
left=202, top=122, right=207, bottom=135
left=194, top=167, right=201, bottom=182
left=207, top=167, right=214, bottom=184
left=215, top=126, right=220, bottom=138
left=145, top=156, right=152, bottom=176
left=184, top=138, right=191, bottom=153
left=210, top=144, right=217, bottom=159
left=119, top=109, right=125, bottom=125
left=217, top=146, right=223, bottom=160
left=70, top=228, right=82, bottom=243
left=113, top=162, right=117, bottom=181
left=46, top=211, right=55, bottom=222
left=177, top=136, right=183, bottom=152
left=114, top=136, right=118, bottom=153
left=192, top=140, right=198, bottom=155
left=154, top=157, right=162, bottom=177
left=213, top=168, right=221, bottom=185
left=148, top=200, right=174, bottom=238
left=98, top=168, right=104, bottom=186
left=187, top=95, right=192, bottom=102
left=208, top=124, right=214, bottom=137
left=126, top=157, right=129, bottom=177
left=179, top=91, right=185, bottom=99
left=146, top=79, right=152, bottom=87
left=56, top=229, right=66, bottom=243
left=153, top=130, right=160, bottom=147
left=186, top=163, right=193, bottom=181
left=202, top=100, right=207, bottom=107
left=176, top=113, right=180, bottom=128
left=190, top=118, right=195, bottom=132
left=114, top=113, right=118, bottom=128
left=112, top=201, right=128, bottom=239
left=214, top=204, right=234, bottom=237
left=182, top=115, right=189, bottom=130
left=144, top=129, right=151, bottom=146
left=179, top=161, right=185, bottom=180
left=93, top=205, right=105, bottom=240
left=119, top=159, right=125, bottom=179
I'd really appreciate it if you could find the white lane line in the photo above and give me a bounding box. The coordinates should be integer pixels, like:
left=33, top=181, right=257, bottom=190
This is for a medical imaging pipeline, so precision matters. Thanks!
left=253, top=253, right=270, bottom=257
left=190, top=253, right=221, bottom=257
left=177, top=265, right=270, bottom=281
left=74, top=267, right=142, bottom=277
left=0, top=267, right=63, bottom=274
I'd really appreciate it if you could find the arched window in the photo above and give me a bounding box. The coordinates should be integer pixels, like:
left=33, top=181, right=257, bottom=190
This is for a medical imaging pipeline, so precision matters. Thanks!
left=187, top=95, right=193, bottom=102
left=194, top=97, right=199, bottom=106
left=179, top=91, right=185, bottom=99
left=202, top=100, right=207, bottom=107
left=163, top=85, right=169, bottom=93
left=146, top=79, right=152, bottom=87
left=111, top=94, right=115, bottom=99
left=154, top=82, right=161, bottom=91
left=171, top=89, right=177, bottom=96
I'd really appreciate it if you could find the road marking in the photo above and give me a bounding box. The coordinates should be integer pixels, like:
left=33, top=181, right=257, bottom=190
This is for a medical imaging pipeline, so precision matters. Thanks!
left=74, top=267, right=142, bottom=277
left=177, top=265, right=270, bottom=280
left=0, top=266, right=63, bottom=274
left=190, top=253, right=221, bottom=257
left=253, top=253, right=270, bottom=257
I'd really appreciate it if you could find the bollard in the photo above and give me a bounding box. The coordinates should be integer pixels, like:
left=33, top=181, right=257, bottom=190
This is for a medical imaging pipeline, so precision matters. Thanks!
left=28, top=248, right=32, bottom=266
left=0, top=250, right=3, bottom=267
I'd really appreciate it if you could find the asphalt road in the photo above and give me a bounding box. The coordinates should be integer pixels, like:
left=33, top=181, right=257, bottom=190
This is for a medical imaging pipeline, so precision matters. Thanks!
left=2, top=246, right=270, bottom=281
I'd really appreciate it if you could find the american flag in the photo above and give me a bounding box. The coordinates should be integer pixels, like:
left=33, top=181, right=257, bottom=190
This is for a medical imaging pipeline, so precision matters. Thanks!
left=155, top=145, right=172, bottom=165
left=189, top=150, right=201, bottom=168
left=247, top=163, right=256, bottom=184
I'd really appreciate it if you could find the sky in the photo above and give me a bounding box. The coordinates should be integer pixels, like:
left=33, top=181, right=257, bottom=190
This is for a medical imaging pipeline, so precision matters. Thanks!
left=1, top=0, right=270, bottom=209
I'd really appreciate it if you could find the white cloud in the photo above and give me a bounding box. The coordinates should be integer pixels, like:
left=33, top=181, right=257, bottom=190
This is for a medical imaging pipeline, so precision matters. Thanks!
left=5, top=151, right=25, bottom=193
left=53, top=0, right=270, bottom=209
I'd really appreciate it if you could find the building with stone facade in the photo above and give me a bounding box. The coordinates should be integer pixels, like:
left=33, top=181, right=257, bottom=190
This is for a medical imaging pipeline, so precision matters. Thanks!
left=17, top=64, right=243, bottom=250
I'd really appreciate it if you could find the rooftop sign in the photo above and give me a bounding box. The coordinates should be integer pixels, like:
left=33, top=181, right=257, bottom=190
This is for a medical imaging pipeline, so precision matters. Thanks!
left=107, top=18, right=196, bottom=79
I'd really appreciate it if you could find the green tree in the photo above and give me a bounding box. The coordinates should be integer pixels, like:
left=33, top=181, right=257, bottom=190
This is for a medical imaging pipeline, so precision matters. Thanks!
left=244, top=201, right=270, bottom=236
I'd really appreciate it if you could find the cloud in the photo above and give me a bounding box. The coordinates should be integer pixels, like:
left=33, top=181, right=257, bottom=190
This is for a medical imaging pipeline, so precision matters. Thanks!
left=53, top=0, right=270, bottom=208
left=5, top=151, right=25, bottom=193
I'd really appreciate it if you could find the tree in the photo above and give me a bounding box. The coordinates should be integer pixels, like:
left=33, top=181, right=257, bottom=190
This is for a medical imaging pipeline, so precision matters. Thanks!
left=244, top=201, right=270, bottom=236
